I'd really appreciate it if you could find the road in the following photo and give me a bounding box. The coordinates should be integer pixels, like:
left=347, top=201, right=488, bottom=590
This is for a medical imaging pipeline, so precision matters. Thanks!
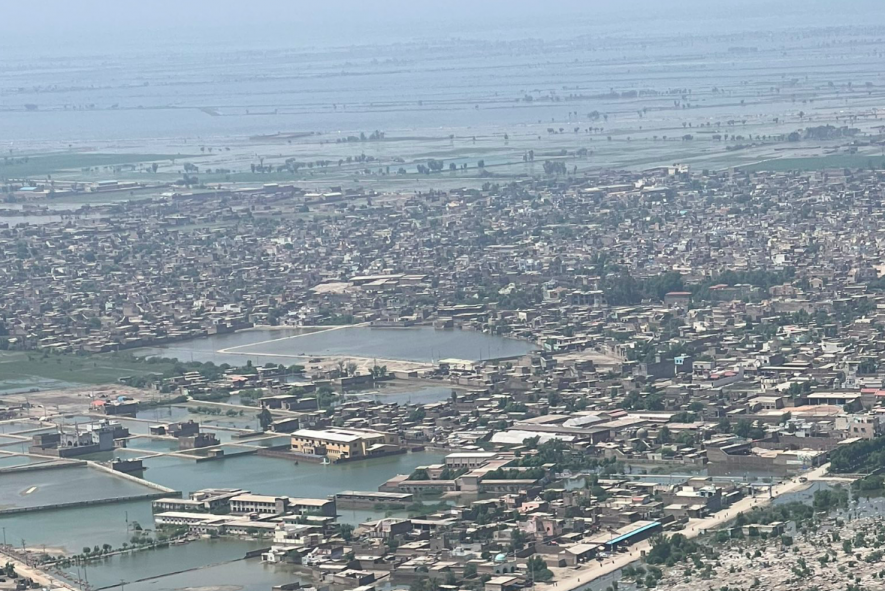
left=543, top=464, right=831, bottom=591
left=0, top=546, right=78, bottom=591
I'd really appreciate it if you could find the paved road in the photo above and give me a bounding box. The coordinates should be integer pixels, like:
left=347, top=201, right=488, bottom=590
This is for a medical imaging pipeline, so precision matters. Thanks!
left=544, top=464, right=831, bottom=591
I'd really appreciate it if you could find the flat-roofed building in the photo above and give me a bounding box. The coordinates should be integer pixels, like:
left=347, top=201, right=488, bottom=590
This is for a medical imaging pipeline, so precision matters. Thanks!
left=291, top=428, right=398, bottom=461
left=335, top=490, right=413, bottom=509
left=228, top=493, right=336, bottom=517
left=230, top=493, right=290, bottom=515
left=445, top=452, right=498, bottom=469
left=154, top=512, right=229, bottom=527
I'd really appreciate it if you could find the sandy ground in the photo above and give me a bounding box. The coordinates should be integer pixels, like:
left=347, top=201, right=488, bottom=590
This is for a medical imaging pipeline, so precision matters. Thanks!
left=544, top=464, right=831, bottom=591
left=218, top=324, right=436, bottom=374
left=2, top=384, right=148, bottom=416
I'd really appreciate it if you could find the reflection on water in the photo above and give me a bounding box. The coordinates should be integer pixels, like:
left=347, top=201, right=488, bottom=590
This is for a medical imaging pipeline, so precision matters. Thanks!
left=0, top=465, right=152, bottom=510
left=139, top=450, right=445, bottom=497
left=66, top=539, right=268, bottom=589
left=0, top=500, right=153, bottom=552
left=138, top=326, right=534, bottom=365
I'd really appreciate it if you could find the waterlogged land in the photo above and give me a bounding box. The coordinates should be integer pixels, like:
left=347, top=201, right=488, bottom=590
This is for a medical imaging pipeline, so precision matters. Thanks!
left=139, top=325, right=536, bottom=365
left=5, top=11, right=885, bottom=195
left=0, top=350, right=179, bottom=393
left=0, top=327, right=532, bottom=393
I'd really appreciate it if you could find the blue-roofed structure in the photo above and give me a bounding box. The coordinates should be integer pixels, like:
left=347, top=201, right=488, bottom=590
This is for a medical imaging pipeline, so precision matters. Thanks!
left=600, top=520, right=662, bottom=550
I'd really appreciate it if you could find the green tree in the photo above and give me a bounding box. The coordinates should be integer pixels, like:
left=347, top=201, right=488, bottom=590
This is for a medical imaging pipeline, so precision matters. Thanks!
left=339, top=523, right=355, bottom=542
left=526, top=556, right=554, bottom=582
left=257, top=408, right=273, bottom=430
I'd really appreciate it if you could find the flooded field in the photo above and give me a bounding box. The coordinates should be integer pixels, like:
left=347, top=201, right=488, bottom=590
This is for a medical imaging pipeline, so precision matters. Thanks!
left=101, top=554, right=307, bottom=591
left=63, top=539, right=268, bottom=590
left=0, top=465, right=155, bottom=510
left=3, top=2, right=884, bottom=192
left=138, top=450, right=444, bottom=497
left=139, top=325, right=535, bottom=365
left=0, top=499, right=153, bottom=553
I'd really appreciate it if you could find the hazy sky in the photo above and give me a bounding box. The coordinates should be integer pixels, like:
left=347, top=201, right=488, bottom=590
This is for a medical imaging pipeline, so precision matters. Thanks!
left=2, top=0, right=883, bottom=55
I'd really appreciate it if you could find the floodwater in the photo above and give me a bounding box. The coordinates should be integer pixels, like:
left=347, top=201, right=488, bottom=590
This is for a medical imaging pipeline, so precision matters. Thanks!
left=0, top=375, right=83, bottom=394
left=2, top=2, right=885, bottom=187
left=0, top=448, right=445, bottom=588
left=110, top=556, right=306, bottom=591
left=139, top=450, right=445, bottom=497
left=0, top=465, right=153, bottom=510
left=65, top=539, right=268, bottom=590
left=0, top=455, right=34, bottom=468
left=0, top=499, right=153, bottom=553
left=138, top=326, right=535, bottom=365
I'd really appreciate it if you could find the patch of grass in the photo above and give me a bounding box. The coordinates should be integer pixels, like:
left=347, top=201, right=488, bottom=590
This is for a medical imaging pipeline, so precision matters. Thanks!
left=0, top=153, right=186, bottom=179
left=0, top=351, right=176, bottom=387
left=740, top=154, right=885, bottom=172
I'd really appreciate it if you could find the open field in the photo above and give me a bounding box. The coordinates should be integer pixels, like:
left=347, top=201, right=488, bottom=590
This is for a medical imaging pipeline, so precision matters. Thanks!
left=740, top=153, right=885, bottom=172
left=0, top=153, right=185, bottom=180
left=0, top=351, right=176, bottom=392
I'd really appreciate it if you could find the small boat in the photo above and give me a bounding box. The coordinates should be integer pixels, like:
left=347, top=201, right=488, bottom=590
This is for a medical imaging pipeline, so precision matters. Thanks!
left=321, top=457, right=331, bottom=466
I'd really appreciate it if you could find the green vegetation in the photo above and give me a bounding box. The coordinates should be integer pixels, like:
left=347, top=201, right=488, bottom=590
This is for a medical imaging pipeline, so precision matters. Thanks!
left=498, top=399, right=528, bottom=413
left=689, top=268, right=796, bottom=301
left=0, top=152, right=183, bottom=180
left=645, top=533, right=705, bottom=567
left=740, top=154, right=885, bottom=173
left=0, top=350, right=176, bottom=388
left=187, top=405, right=237, bottom=416
left=526, top=555, right=553, bottom=582
left=316, top=313, right=356, bottom=326
left=854, top=474, right=885, bottom=493
left=406, top=501, right=450, bottom=516
left=829, top=436, right=885, bottom=474
left=517, top=437, right=623, bottom=473
left=482, top=467, right=546, bottom=480
left=338, top=523, right=355, bottom=542
left=731, top=418, right=766, bottom=440
left=237, top=388, right=265, bottom=406
left=408, top=468, right=430, bottom=481
left=191, top=390, right=232, bottom=402
left=0, top=350, right=290, bottom=392
left=438, top=466, right=468, bottom=480
left=669, top=411, right=698, bottom=423
left=620, top=389, right=665, bottom=411
left=316, top=385, right=339, bottom=409
left=812, top=487, right=849, bottom=512
left=463, top=502, right=511, bottom=526
left=257, top=407, right=273, bottom=430
left=601, top=271, right=685, bottom=305
left=622, top=564, right=666, bottom=587
left=734, top=488, right=847, bottom=529
left=408, top=407, right=427, bottom=422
